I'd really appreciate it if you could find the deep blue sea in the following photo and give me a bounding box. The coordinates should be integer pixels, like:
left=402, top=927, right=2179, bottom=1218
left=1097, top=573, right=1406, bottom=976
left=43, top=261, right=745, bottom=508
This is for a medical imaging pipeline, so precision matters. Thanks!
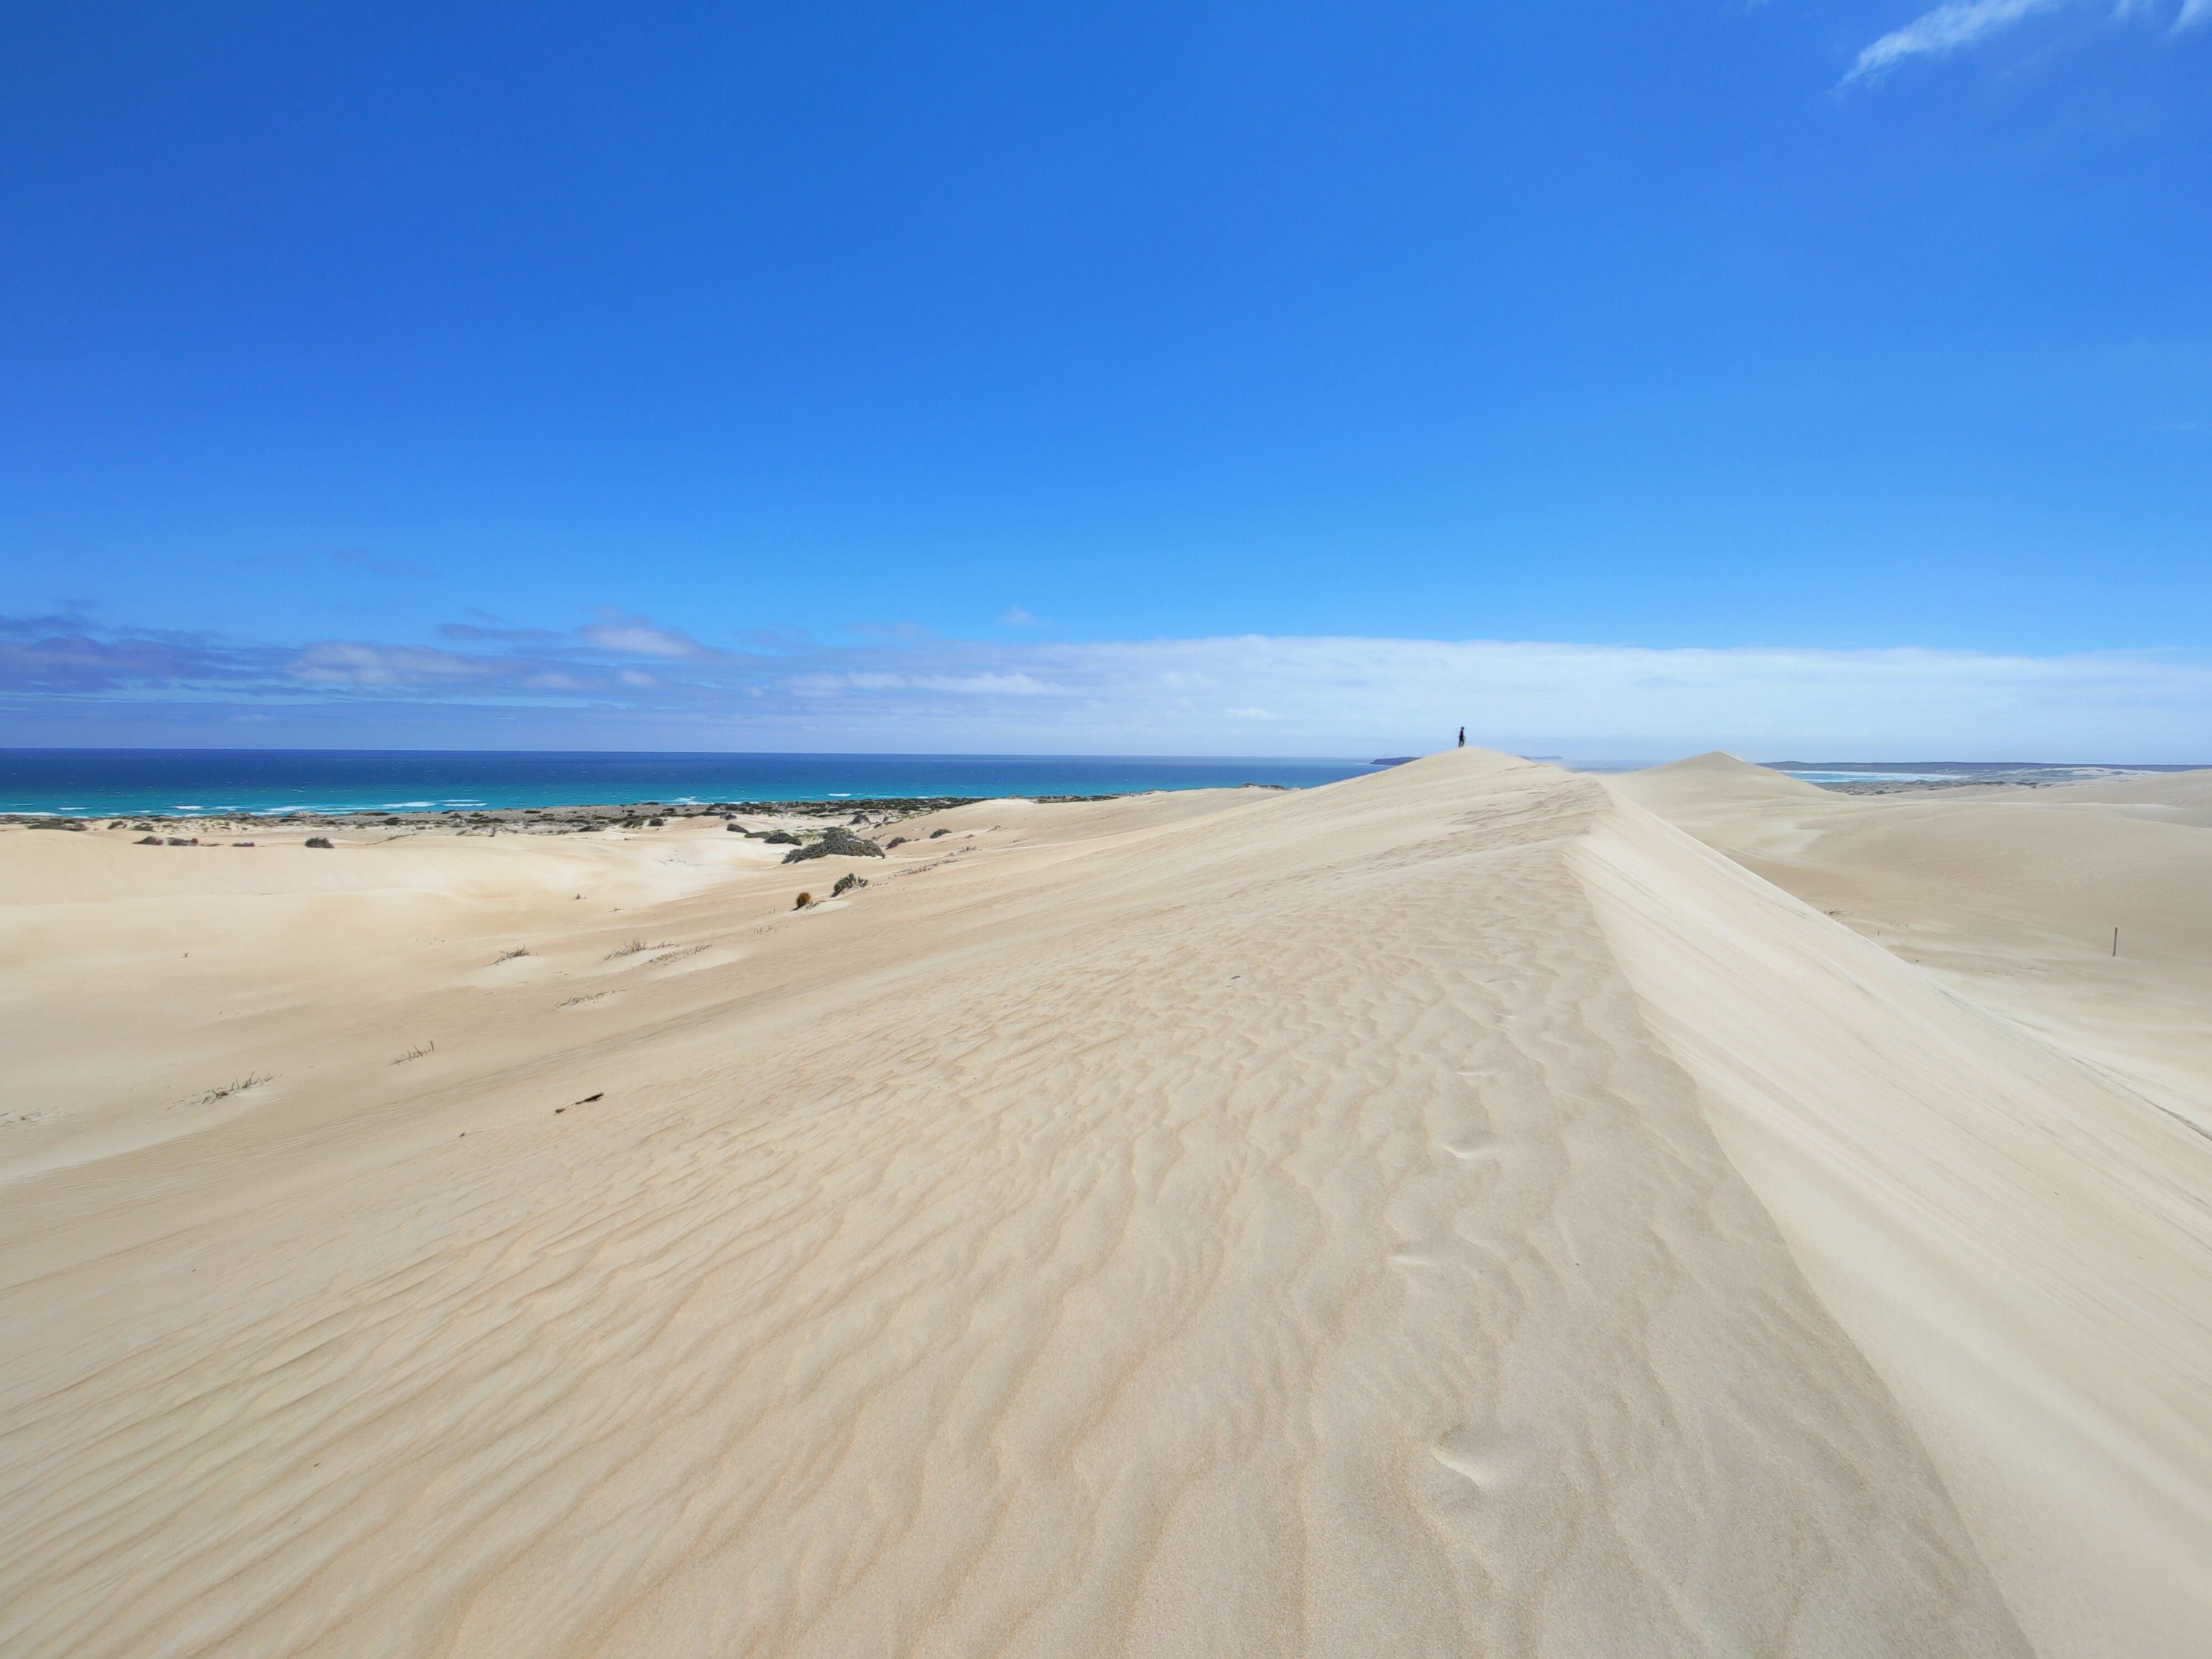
left=0, top=749, right=1394, bottom=818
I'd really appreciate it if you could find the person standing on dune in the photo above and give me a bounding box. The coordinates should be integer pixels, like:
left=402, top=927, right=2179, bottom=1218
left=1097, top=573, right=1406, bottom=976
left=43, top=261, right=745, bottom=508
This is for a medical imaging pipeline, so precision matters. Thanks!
left=1458, top=727, right=1465, bottom=748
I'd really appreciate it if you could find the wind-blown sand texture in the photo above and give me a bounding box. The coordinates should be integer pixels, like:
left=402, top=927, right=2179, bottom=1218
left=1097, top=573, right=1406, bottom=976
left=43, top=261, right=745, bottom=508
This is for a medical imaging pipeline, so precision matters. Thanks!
left=0, top=750, right=2201, bottom=1656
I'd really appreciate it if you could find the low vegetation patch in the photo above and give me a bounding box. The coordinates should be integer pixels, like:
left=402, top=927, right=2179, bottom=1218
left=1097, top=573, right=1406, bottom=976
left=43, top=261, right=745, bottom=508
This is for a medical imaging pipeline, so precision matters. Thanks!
left=782, top=827, right=885, bottom=864
left=832, top=872, right=868, bottom=897
left=305, top=836, right=333, bottom=849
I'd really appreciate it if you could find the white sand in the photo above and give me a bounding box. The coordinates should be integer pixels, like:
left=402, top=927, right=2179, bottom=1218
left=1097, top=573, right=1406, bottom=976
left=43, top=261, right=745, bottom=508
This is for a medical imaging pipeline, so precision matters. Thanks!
left=0, top=750, right=2199, bottom=1655
left=1599, top=755, right=2212, bottom=1658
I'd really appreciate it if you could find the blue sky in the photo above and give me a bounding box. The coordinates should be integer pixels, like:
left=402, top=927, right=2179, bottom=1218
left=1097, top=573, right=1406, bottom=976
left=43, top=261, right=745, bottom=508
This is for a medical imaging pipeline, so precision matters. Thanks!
left=3, top=0, right=2208, bottom=757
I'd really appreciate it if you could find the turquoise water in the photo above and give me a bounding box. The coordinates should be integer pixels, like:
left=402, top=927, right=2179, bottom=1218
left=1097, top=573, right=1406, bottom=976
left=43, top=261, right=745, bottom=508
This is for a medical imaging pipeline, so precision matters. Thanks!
left=0, top=750, right=1391, bottom=818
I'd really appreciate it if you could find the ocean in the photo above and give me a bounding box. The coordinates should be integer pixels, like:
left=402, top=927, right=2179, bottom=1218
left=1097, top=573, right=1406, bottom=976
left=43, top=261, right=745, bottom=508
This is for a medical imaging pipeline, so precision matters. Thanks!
left=0, top=749, right=1394, bottom=818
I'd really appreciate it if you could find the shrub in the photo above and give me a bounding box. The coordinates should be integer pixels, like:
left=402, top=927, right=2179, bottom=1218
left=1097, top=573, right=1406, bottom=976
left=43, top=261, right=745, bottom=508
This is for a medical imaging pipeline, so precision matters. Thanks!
left=135, top=835, right=161, bottom=845
left=305, top=836, right=333, bottom=849
left=794, top=890, right=813, bottom=908
left=782, top=827, right=885, bottom=864
left=885, top=835, right=905, bottom=849
left=762, top=830, right=800, bottom=846
left=832, top=872, right=866, bottom=896
left=928, top=827, right=951, bottom=839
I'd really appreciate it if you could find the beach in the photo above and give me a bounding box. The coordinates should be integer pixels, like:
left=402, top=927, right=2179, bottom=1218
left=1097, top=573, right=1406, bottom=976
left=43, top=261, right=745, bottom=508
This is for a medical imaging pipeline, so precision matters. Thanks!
left=2, top=749, right=2205, bottom=1655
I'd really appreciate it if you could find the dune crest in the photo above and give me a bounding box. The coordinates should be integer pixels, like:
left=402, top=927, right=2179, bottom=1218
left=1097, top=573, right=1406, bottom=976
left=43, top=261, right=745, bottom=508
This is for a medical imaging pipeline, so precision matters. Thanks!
left=1579, top=791, right=2212, bottom=1659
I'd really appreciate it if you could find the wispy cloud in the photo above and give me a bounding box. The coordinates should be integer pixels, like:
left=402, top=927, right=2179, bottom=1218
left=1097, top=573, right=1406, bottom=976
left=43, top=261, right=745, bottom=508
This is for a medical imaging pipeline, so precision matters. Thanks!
left=0, top=613, right=249, bottom=693
left=1001, top=606, right=1043, bottom=627
left=4, top=613, right=2209, bottom=761
left=576, top=610, right=715, bottom=659
left=1849, top=0, right=2065, bottom=80
left=438, top=621, right=560, bottom=645
left=1846, top=0, right=2202, bottom=83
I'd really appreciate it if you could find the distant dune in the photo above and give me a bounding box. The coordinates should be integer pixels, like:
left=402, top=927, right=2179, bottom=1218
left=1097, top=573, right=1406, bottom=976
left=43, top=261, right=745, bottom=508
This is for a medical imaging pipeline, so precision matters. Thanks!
left=1, top=749, right=2204, bottom=1655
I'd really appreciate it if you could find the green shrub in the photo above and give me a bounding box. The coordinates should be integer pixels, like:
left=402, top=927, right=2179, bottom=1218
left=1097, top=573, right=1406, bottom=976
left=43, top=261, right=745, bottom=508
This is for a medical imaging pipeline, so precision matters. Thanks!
left=782, top=827, right=885, bottom=864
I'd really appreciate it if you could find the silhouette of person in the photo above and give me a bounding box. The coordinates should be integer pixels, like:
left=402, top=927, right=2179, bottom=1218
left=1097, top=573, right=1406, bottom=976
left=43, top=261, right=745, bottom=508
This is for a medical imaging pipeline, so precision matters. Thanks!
left=1457, top=726, right=1465, bottom=748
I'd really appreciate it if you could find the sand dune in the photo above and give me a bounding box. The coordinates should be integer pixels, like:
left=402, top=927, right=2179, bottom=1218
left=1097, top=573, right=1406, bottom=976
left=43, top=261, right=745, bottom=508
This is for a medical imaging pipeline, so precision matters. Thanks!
left=1, top=750, right=2199, bottom=1655
left=1596, top=757, right=2212, bottom=1659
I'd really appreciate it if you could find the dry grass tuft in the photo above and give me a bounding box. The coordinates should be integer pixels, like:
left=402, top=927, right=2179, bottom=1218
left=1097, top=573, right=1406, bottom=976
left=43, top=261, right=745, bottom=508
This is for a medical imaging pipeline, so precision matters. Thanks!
left=181, top=1073, right=272, bottom=1108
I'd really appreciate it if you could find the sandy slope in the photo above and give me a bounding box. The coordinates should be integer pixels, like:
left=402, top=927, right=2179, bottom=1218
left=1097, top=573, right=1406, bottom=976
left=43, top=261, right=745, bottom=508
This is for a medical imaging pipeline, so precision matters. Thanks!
left=1595, top=757, right=2212, bottom=1659
left=0, top=749, right=2184, bottom=1654
left=1610, top=753, right=2212, bottom=1132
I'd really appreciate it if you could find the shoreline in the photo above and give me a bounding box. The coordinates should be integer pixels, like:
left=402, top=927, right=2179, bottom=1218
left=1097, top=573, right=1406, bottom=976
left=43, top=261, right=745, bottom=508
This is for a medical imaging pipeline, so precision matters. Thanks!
left=2, top=766, right=2154, bottom=824
left=0, top=786, right=1299, bottom=837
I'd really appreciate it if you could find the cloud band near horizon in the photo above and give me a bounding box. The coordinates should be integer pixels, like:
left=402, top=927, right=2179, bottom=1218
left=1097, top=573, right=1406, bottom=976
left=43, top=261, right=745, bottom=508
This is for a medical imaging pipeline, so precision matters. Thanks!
left=3, top=612, right=2207, bottom=762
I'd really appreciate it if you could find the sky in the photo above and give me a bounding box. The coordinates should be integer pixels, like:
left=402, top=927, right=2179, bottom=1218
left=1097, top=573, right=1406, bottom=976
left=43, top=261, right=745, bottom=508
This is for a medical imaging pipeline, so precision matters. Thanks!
left=2, top=0, right=2208, bottom=759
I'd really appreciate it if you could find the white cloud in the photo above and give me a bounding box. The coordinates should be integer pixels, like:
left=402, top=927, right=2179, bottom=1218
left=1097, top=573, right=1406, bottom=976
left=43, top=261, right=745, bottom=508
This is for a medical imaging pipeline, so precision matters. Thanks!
left=578, top=611, right=710, bottom=658
left=1848, top=0, right=2068, bottom=80
left=898, top=636, right=2212, bottom=761
left=285, top=641, right=501, bottom=686
left=1001, top=606, right=1043, bottom=627
left=1845, top=0, right=2203, bottom=81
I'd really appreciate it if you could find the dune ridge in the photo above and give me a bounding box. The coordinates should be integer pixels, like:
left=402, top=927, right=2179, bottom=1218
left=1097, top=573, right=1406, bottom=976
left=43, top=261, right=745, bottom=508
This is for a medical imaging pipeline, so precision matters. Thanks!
left=1579, top=783, right=2212, bottom=1659
left=0, top=748, right=2191, bottom=1653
